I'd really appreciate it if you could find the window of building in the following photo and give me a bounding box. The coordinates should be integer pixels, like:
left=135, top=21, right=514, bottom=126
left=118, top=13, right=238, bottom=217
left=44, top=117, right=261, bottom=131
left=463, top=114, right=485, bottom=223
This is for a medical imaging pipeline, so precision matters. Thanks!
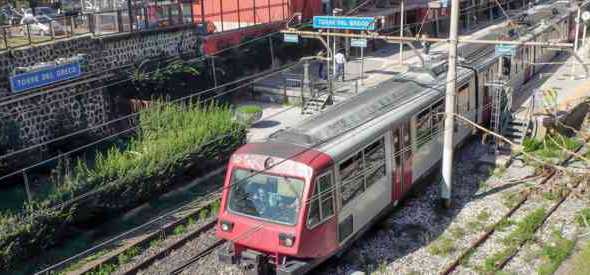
left=307, top=172, right=335, bottom=228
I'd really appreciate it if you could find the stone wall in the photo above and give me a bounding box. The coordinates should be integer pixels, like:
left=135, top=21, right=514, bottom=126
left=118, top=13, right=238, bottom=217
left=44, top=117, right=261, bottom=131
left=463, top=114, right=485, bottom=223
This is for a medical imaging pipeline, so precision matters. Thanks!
left=0, top=26, right=203, bottom=153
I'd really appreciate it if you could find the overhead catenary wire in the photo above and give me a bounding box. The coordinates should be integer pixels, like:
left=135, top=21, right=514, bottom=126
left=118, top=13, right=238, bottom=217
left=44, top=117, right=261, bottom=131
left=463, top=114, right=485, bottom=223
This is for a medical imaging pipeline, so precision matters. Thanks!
left=1, top=0, right=572, bottom=231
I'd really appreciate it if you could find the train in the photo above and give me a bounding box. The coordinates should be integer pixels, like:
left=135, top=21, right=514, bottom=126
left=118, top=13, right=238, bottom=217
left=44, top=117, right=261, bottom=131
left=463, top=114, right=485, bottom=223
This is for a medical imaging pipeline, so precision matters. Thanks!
left=215, top=1, right=577, bottom=274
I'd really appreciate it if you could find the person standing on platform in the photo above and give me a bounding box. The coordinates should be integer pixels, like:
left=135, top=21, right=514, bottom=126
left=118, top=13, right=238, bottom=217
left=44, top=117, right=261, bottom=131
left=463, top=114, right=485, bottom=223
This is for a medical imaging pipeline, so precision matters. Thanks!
left=334, top=50, right=346, bottom=82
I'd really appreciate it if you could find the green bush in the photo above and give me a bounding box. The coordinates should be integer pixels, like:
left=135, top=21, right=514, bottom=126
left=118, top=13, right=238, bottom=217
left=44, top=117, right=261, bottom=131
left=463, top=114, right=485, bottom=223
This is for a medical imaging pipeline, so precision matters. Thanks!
left=0, top=101, right=247, bottom=271
left=236, top=105, right=263, bottom=114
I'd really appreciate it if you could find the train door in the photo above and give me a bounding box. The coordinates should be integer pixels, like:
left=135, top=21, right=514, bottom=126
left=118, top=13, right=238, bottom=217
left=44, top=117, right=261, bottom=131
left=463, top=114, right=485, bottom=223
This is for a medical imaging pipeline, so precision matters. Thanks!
left=391, top=121, right=413, bottom=202
left=337, top=136, right=390, bottom=245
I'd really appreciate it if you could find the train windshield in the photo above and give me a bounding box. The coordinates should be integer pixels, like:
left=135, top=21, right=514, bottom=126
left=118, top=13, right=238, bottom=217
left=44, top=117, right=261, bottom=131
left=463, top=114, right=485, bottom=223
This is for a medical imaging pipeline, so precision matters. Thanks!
left=228, top=169, right=304, bottom=225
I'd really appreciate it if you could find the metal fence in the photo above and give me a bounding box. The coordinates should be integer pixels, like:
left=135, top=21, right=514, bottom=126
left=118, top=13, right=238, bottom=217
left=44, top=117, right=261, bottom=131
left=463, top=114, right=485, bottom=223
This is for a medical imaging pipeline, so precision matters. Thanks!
left=0, top=0, right=291, bottom=51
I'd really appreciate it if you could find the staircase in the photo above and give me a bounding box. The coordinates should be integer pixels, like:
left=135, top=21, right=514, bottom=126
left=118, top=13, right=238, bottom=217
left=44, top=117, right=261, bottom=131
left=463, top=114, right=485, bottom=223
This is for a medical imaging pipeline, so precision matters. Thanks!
left=302, top=92, right=332, bottom=115
left=504, top=116, right=530, bottom=148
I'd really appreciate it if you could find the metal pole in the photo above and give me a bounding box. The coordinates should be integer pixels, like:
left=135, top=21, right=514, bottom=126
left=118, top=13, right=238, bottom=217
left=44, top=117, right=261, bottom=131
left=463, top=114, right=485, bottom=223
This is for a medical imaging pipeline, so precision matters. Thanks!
left=211, top=56, right=218, bottom=87
left=237, top=0, right=241, bottom=28
left=23, top=172, right=32, bottom=203
left=269, top=36, right=275, bottom=68
left=441, top=0, right=460, bottom=208
left=572, top=6, right=581, bottom=79
left=399, top=0, right=405, bottom=64
left=583, top=23, right=587, bottom=58
left=360, top=45, right=364, bottom=85
left=220, top=0, right=224, bottom=31
left=201, top=0, right=206, bottom=26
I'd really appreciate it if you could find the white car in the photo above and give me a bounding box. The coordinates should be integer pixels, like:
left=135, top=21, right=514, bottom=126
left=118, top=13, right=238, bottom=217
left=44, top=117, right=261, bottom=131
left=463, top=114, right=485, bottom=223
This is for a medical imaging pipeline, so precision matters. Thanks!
left=20, top=14, right=66, bottom=36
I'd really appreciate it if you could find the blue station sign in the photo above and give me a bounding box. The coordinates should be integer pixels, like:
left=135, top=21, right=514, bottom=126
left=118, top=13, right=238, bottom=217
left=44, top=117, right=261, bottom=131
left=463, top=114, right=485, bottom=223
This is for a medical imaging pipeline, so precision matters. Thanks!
left=351, top=38, right=368, bottom=48
left=10, top=62, right=82, bottom=93
left=283, top=33, right=299, bottom=43
left=495, top=44, right=516, bottom=57
left=313, top=16, right=376, bottom=31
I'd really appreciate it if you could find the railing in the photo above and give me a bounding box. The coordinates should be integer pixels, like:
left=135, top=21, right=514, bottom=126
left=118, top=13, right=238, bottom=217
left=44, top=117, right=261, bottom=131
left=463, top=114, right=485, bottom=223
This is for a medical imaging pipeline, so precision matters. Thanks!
left=0, top=15, right=92, bottom=50
left=0, top=10, right=196, bottom=51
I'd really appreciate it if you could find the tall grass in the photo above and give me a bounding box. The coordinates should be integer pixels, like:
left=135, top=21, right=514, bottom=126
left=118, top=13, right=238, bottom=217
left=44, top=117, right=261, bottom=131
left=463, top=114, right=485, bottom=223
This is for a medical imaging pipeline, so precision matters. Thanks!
left=0, top=101, right=246, bottom=271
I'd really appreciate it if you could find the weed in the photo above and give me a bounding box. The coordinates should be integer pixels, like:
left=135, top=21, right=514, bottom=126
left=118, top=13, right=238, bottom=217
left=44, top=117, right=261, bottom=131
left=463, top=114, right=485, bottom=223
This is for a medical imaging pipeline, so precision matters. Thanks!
left=173, top=225, right=187, bottom=235
left=496, top=218, right=515, bottom=232
left=187, top=217, right=196, bottom=226
left=428, top=236, right=456, bottom=256
left=537, top=230, right=575, bottom=275
left=210, top=200, right=221, bottom=214
left=88, top=263, right=116, bottom=275
left=467, top=220, right=485, bottom=232
left=576, top=208, right=590, bottom=227
left=492, top=166, right=507, bottom=178
left=376, top=260, right=388, bottom=274
left=149, top=237, right=163, bottom=248
left=478, top=180, right=490, bottom=192
left=502, top=192, right=523, bottom=209
left=481, top=208, right=546, bottom=273
left=449, top=226, right=466, bottom=239
left=570, top=240, right=590, bottom=275
left=503, top=208, right=546, bottom=244
left=477, top=210, right=491, bottom=222
left=199, top=208, right=209, bottom=220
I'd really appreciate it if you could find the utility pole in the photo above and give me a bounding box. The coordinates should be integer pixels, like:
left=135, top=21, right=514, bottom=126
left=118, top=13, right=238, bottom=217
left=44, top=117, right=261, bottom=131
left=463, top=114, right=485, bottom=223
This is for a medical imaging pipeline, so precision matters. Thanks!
left=572, top=5, right=581, bottom=79
left=441, top=0, right=460, bottom=208
left=399, top=0, right=405, bottom=64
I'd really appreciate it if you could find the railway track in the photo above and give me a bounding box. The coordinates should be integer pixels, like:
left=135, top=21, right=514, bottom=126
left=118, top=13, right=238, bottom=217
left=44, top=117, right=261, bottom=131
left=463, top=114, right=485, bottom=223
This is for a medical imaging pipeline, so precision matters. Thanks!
left=35, top=169, right=225, bottom=275
left=440, top=140, right=589, bottom=275
left=121, top=220, right=224, bottom=275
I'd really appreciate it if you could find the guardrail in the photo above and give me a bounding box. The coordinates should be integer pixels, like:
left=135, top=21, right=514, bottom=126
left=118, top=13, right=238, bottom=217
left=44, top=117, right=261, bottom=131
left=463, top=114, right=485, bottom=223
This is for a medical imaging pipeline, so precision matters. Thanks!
left=0, top=5, right=199, bottom=51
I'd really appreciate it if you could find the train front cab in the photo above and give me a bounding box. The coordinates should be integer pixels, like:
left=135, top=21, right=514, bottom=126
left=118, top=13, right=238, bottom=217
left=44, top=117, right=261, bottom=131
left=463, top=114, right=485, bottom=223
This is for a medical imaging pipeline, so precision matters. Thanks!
left=216, top=145, right=338, bottom=275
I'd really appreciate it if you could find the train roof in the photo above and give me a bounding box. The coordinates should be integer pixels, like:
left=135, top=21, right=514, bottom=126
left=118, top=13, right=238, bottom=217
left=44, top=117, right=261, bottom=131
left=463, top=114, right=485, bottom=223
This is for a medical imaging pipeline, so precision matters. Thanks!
left=268, top=67, right=470, bottom=147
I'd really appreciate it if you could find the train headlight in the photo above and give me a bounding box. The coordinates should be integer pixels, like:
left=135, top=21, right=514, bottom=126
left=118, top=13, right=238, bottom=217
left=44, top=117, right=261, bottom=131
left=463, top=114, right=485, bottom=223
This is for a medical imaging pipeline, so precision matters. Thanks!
left=279, top=233, right=295, bottom=247
left=220, top=220, right=234, bottom=232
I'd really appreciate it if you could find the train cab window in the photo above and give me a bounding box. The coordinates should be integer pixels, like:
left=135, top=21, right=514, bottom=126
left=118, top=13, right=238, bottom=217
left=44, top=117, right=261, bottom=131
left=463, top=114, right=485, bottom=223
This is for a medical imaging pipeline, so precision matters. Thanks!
left=307, top=172, right=335, bottom=228
left=228, top=169, right=304, bottom=225
left=364, top=138, right=386, bottom=189
left=339, top=152, right=365, bottom=206
left=416, top=108, right=432, bottom=148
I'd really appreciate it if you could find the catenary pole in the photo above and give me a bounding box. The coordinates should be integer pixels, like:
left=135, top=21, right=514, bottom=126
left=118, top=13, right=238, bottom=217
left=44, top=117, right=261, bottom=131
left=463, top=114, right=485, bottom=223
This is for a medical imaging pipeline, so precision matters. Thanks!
left=400, top=0, right=405, bottom=64
left=441, top=0, right=460, bottom=208
left=572, top=5, right=581, bottom=79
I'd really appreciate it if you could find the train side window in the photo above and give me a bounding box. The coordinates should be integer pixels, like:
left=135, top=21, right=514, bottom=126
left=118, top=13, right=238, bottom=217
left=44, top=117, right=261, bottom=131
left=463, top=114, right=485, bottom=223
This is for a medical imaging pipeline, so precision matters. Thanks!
left=307, top=172, right=334, bottom=228
left=456, top=83, right=470, bottom=115
left=431, top=100, right=445, bottom=127
left=364, top=138, right=386, bottom=189
left=416, top=108, right=431, bottom=148
left=339, top=152, right=365, bottom=207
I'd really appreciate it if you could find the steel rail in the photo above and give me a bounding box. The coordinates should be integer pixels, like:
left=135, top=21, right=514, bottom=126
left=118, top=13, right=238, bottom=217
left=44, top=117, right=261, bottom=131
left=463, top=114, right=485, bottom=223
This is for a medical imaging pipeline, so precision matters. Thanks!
left=122, top=220, right=221, bottom=275
left=168, top=239, right=227, bottom=275
left=440, top=141, right=588, bottom=275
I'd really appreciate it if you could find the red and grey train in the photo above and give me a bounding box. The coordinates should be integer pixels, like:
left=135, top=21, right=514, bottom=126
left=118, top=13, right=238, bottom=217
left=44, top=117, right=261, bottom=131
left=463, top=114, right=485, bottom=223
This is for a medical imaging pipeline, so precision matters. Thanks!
left=215, top=2, right=576, bottom=274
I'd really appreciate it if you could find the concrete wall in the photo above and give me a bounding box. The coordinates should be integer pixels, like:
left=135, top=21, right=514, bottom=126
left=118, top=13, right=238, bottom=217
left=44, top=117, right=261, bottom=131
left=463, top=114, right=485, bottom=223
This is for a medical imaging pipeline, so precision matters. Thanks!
left=0, top=25, right=203, bottom=152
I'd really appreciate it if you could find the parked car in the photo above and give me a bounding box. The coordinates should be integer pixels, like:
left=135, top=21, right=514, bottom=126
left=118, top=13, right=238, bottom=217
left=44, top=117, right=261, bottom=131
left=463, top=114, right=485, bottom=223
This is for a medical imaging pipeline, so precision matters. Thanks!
left=24, top=7, right=59, bottom=18
left=20, top=15, right=66, bottom=36
left=1, top=4, right=23, bottom=25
